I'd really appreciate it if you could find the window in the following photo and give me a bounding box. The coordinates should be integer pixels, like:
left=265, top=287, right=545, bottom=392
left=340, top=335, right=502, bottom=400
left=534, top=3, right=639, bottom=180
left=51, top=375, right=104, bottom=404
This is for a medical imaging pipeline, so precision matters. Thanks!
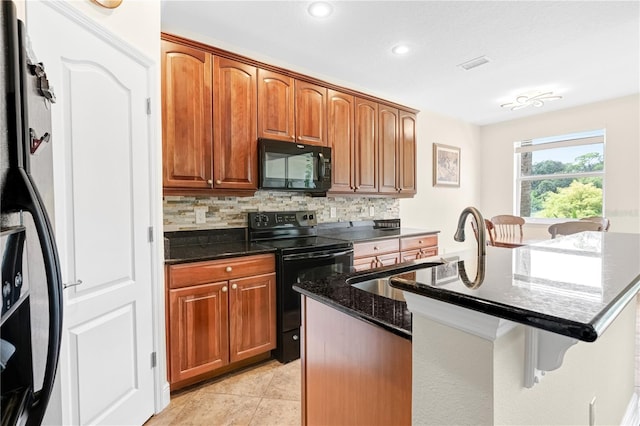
left=514, top=129, right=605, bottom=219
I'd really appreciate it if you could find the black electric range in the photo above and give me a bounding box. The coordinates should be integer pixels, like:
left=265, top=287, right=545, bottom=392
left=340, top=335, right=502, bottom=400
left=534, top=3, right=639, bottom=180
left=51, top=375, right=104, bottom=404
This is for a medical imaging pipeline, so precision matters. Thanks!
left=248, top=211, right=353, bottom=362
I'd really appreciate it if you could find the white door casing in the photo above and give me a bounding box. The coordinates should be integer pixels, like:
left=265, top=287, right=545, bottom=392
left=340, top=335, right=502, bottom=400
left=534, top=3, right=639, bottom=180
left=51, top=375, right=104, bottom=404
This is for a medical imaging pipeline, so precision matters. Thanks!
left=26, top=1, right=158, bottom=424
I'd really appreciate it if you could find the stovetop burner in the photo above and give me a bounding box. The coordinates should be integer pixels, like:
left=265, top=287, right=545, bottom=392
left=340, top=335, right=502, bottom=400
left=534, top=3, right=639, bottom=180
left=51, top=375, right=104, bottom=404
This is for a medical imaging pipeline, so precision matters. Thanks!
left=247, top=211, right=351, bottom=253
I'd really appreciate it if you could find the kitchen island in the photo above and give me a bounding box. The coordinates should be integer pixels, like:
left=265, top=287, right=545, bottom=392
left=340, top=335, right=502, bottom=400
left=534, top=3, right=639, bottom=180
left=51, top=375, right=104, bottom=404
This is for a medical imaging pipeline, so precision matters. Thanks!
left=294, top=231, right=640, bottom=425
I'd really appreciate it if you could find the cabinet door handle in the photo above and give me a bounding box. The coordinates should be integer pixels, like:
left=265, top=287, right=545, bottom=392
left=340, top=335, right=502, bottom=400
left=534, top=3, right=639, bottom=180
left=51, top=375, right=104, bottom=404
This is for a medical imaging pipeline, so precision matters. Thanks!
left=216, top=179, right=222, bottom=185
left=225, top=266, right=232, bottom=272
left=207, top=179, right=213, bottom=185
left=222, top=286, right=228, bottom=292
left=231, top=283, right=238, bottom=290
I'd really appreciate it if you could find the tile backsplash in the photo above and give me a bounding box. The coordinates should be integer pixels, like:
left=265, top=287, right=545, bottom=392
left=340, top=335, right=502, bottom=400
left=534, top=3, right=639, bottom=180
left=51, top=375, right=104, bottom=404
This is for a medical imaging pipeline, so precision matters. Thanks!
left=163, top=191, right=400, bottom=231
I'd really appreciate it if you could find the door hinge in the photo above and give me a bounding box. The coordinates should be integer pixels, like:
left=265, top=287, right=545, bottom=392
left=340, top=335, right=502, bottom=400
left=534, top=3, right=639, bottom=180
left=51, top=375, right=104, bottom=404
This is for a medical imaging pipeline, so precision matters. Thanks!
left=148, top=226, right=154, bottom=243
left=146, top=98, right=151, bottom=115
left=151, top=352, right=157, bottom=368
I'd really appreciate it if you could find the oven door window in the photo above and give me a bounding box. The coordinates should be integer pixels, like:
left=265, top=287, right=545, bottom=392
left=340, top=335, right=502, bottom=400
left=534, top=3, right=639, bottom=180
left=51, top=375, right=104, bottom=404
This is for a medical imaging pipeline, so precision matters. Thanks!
left=281, top=249, right=353, bottom=331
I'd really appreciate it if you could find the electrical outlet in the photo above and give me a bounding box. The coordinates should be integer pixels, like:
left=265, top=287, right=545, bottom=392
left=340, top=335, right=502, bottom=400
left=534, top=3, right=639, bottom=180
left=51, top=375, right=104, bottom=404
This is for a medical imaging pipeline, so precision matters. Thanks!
left=330, top=207, right=337, bottom=218
left=195, top=207, right=207, bottom=224
left=369, top=206, right=375, bottom=217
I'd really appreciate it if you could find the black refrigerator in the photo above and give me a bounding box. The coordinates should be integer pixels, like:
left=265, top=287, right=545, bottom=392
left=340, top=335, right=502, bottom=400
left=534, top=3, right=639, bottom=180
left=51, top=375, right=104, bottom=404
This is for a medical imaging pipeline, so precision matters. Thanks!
left=1, top=2, right=63, bottom=425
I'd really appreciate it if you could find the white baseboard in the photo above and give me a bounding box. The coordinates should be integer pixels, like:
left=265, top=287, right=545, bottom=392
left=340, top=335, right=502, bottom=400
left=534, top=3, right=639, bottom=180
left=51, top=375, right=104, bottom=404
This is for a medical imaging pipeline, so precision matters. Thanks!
left=621, top=392, right=639, bottom=426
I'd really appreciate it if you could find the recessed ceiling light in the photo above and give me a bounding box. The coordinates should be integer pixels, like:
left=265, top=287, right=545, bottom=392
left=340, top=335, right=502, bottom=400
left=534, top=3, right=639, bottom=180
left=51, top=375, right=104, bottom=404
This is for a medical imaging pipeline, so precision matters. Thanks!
left=391, top=44, right=410, bottom=55
left=308, top=2, right=333, bottom=18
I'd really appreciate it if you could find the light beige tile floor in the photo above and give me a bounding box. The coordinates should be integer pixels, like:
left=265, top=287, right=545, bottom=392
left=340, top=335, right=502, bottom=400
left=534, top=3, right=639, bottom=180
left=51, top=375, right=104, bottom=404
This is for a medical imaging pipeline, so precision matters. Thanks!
left=144, top=359, right=301, bottom=426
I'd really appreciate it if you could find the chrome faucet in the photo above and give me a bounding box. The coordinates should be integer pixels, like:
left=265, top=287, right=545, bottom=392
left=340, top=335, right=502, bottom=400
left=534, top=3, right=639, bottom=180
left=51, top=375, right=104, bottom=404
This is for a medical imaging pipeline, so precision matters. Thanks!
left=454, top=206, right=486, bottom=257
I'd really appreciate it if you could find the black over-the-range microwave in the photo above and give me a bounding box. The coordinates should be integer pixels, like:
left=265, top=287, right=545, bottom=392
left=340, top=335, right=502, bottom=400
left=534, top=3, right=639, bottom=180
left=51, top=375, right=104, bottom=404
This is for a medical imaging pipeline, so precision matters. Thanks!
left=258, top=138, right=332, bottom=194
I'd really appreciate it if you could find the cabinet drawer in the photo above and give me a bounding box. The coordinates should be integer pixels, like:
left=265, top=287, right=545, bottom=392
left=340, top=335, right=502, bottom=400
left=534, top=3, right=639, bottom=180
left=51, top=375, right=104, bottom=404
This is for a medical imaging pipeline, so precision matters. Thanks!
left=168, top=254, right=275, bottom=289
left=400, top=234, right=438, bottom=251
left=353, top=252, right=400, bottom=272
left=353, top=238, right=399, bottom=258
left=400, top=247, right=438, bottom=263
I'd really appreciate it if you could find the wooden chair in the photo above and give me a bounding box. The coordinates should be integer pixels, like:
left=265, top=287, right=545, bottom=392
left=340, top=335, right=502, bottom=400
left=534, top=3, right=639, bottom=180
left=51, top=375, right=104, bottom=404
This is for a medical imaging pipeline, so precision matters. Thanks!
left=548, top=221, right=602, bottom=239
left=580, top=216, right=610, bottom=231
left=471, top=218, right=496, bottom=246
left=490, top=215, right=525, bottom=241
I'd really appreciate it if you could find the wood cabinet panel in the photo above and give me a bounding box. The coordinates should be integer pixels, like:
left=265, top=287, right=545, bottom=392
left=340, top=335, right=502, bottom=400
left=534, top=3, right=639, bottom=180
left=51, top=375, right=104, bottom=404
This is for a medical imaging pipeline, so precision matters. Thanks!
left=353, top=238, right=399, bottom=258
left=398, top=111, right=417, bottom=195
left=295, top=80, right=327, bottom=146
left=168, top=254, right=275, bottom=289
left=169, top=282, right=229, bottom=383
left=327, top=90, right=354, bottom=192
left=257, top=69, right=295, bottom=142
left=354, top=98, right=378, bottom=193
left=161, top=40, right=213, bottom=189
left=378, top=105, right=399, bottom=194
left=166, top=254, right=276, bottom=389
left=400, top=247, right=437, bottom=263
left=213, top=57, right=257, bottom=190
left=229, top=273, right=276, bottom=362
left=400, top=234, right=438, bottom=251
left=302, top=297, right=411, bottom=425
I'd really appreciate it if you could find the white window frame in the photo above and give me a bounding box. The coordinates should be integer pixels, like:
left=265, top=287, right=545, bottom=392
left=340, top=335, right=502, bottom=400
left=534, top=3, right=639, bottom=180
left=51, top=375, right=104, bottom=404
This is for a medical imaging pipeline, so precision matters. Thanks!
left=514, top=129, right=606, bottom=223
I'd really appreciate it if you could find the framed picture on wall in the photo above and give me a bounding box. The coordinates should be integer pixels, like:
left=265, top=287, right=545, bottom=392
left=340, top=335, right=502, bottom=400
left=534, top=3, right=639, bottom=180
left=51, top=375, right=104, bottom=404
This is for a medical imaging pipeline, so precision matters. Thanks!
left=433, top=143, right=461, bottom=187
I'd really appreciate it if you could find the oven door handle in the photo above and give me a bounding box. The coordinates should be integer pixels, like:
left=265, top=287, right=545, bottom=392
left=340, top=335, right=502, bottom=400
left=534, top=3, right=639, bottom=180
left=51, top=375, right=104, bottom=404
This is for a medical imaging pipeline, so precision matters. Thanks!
left=282, top=249, right=353, bottom=262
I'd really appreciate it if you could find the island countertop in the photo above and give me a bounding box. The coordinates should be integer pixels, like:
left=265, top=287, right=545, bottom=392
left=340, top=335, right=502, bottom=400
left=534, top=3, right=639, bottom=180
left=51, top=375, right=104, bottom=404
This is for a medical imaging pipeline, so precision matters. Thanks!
left=295, top=231, right=640, bottom=343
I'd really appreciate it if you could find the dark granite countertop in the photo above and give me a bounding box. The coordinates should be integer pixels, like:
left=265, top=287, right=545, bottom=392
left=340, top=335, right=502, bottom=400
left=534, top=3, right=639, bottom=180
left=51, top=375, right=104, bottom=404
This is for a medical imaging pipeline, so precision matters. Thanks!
left=165, top=241, right=276, bottom=265
left=295, top=232, right=640, bottom=343
left=164, top=228, right=275, bottom=265
left=318, top=224, right=439, bottom=243
left=293, top=258, right=446, bottom=340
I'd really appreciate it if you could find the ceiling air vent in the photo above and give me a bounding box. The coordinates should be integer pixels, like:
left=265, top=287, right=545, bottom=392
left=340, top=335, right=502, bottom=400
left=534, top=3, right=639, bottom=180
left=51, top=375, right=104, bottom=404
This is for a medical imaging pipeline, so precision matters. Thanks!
left=457, top=56, right=490, bottom=71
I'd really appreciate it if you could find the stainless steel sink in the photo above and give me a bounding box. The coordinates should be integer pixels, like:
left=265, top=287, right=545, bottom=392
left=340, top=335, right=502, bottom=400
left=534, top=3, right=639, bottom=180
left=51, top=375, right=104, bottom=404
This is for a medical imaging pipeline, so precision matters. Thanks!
left=350, top=277, right=406, bottom=302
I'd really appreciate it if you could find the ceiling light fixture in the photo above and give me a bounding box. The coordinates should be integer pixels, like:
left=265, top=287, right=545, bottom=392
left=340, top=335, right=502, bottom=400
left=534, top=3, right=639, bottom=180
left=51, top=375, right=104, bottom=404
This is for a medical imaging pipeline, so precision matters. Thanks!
left=500, top=91, right=563, bottom=111
left=308, top=2, right=333, bottom=18
left=391, top=44, right=410, bottom=55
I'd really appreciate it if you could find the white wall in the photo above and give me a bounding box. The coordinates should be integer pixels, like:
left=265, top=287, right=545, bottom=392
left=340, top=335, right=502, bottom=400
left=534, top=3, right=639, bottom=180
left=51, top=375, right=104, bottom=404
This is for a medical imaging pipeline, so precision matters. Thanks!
left=479, top=94, right=640, bottom=236
left=400, top=110, right=482, bottom=253
left=412, top=300, right=637, bottom=425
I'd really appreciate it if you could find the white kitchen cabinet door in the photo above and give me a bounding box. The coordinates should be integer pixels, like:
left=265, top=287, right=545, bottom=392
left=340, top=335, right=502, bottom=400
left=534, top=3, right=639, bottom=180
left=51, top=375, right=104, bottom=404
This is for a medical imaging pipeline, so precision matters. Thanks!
left=27, top=2, right=156, bottom=425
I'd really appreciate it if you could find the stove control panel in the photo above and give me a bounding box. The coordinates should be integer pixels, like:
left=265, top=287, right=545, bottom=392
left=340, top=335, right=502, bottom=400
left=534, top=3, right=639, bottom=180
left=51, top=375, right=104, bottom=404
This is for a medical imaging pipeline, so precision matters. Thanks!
left=249, top=211, right=317, bottom=229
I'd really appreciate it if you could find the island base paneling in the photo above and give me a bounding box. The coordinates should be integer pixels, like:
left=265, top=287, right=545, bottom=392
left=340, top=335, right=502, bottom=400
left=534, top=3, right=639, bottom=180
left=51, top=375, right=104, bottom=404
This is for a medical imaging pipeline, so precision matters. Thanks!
left=301, top=296, right=411, bottom=425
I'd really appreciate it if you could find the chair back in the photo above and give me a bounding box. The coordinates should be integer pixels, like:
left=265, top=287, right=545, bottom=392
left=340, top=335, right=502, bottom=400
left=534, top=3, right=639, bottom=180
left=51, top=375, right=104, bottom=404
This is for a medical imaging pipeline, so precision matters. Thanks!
left=548, top=221, right=602, bottom=239
left=471, top=218, right=496, bottom=246
left=490, top=215, right=525, bottom=240
left=580, top=216, right=610, bottom=231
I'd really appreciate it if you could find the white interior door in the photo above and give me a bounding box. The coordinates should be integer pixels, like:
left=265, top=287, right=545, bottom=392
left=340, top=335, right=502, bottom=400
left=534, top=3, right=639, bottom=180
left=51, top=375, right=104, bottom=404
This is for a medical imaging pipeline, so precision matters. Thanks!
left=27, top=2, right=156, bottom=424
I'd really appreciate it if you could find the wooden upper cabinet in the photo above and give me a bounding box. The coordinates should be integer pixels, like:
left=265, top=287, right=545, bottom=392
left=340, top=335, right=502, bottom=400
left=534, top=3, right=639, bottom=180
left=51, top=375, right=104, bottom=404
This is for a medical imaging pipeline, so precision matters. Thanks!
left=327, top=90, right=354, bottom=192
left=213, top=57, right=258, bottom=191
left=354, top=98, right=378, bottom=193
left=295, top=80, right=327, bottom=146
left=161, top=40, right=213, bottom=189
left=398, top=111, right=417, bottom=195
left=257, top=69, right=295, bottom=142
left=229, top=273, right=276, bottom=363
left=378, top=105, right=399, bottom=194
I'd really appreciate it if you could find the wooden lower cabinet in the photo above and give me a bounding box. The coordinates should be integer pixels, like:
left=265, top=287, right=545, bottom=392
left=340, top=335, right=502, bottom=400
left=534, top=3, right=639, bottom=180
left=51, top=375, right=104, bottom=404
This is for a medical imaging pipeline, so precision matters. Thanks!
left=400, top=234, right=438, bottom=262
left=166, top=254, right=276, bottom=389
left=302, top=296, right=411, bottom=425
left=354, top=234, right=438, bottom=272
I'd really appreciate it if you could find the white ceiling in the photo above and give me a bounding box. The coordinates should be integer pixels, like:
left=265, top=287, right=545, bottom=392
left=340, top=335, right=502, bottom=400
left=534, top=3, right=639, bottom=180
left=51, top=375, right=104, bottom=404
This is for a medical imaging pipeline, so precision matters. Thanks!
left=161, top=1, right=640, bottom=126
